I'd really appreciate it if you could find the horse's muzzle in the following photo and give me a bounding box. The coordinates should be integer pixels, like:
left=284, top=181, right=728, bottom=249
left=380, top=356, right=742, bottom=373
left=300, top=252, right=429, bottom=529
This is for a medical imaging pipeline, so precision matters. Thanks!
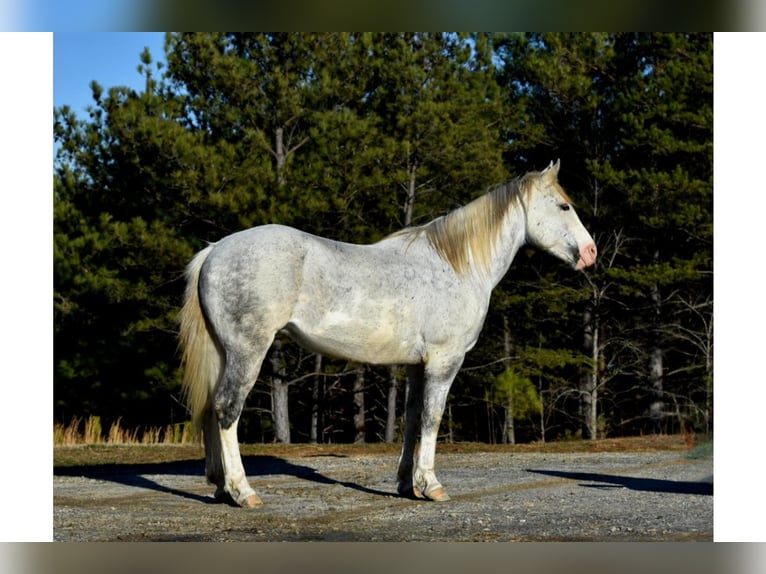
left=575, top=241, right=597, bottom=270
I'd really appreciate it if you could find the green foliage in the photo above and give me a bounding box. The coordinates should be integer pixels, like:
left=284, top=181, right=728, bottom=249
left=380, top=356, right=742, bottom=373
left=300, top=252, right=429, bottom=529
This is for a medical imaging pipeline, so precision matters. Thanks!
left=492, top=369, right=541, bottom=421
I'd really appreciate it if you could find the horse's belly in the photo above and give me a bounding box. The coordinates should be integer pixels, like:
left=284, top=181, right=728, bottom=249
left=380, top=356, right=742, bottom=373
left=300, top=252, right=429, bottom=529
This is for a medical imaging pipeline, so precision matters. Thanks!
left=282, top=313, right=422, bottom=365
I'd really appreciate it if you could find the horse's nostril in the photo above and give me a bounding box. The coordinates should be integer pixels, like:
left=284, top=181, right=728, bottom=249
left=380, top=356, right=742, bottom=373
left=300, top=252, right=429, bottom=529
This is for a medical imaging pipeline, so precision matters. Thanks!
left=577, top=242, right=597, bottom=269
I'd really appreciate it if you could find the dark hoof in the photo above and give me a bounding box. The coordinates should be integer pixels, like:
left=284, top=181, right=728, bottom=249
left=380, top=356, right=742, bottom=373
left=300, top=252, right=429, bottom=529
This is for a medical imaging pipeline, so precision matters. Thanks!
left=213, top=490, right=239, bottom=507
left=397, top=484, right=426, bottom=500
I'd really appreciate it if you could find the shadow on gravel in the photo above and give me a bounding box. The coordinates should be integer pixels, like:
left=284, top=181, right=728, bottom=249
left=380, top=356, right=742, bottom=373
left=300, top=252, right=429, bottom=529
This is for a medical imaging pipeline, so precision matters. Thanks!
left=54, top=455, right=395, bottom=504
left=527, top=469, right=713, bottom=495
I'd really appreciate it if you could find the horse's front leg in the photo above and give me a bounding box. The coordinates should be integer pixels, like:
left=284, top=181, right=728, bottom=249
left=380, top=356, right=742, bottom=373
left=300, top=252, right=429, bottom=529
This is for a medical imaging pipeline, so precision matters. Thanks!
left=411, top=359, right=463, bottom=502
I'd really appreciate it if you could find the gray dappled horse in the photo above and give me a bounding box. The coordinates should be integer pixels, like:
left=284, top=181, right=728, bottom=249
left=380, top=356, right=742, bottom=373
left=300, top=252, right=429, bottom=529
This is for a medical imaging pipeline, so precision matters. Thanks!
left=179, top=160, right=597, bottom=507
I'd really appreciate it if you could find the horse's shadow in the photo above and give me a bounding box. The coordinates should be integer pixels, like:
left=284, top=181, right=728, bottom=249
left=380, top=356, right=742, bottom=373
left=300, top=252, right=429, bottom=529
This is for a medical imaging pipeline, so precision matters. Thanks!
left=54, top=455, right=396, bottom=505
left=527, top=469, right=713, bottom=495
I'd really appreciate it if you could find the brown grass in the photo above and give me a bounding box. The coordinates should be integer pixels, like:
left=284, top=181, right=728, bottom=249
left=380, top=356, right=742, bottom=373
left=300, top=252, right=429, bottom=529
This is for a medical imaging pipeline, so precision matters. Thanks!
left=53, top=431, right=701, bottom=469
left=54, top=416, right=194, bottom=447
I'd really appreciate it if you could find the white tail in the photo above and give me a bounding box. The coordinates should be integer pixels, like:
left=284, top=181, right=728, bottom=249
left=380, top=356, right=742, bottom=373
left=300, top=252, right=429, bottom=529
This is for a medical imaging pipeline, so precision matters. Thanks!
left=178, top=244, right=222, bottom=433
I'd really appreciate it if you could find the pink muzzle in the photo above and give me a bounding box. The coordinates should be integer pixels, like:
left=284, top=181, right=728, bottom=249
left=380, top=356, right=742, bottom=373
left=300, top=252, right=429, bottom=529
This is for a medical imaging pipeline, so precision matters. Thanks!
left=576, top=242, right=598, bottom=270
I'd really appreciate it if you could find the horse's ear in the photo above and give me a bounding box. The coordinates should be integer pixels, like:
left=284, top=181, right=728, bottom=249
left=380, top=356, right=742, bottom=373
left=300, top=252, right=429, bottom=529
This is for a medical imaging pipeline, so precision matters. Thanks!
left=542, top=159, right=561, bottom=183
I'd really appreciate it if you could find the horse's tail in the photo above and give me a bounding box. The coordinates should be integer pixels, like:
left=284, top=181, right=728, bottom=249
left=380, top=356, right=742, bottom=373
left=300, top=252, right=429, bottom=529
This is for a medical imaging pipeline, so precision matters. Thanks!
left=178, top=244, right=221, bottom=436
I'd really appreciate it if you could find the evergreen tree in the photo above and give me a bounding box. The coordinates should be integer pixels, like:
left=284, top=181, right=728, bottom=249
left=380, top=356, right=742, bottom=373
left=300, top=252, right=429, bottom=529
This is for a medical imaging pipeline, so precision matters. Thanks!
left=492, top=32, right=616, bottom=439
left=594, top=32, right=713, bottom=434
left=54, top=48, right=197, bottom=428
left=490, top=33, right=712, bottom=438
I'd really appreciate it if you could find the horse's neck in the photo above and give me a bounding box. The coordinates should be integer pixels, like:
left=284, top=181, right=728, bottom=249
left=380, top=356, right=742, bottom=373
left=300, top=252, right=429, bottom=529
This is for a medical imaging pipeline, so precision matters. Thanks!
left=483, top=203, right=527, bottom=289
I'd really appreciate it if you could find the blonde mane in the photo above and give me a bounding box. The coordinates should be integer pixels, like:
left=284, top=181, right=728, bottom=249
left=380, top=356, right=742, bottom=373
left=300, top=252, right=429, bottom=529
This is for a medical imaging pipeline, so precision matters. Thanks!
left=390, top=170, right=565, bottom=275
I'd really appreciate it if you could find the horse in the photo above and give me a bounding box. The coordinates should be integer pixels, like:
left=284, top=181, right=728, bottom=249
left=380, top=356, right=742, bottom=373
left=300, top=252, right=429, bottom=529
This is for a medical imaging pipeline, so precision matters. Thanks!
left=179, top=160, right=597, bottom=507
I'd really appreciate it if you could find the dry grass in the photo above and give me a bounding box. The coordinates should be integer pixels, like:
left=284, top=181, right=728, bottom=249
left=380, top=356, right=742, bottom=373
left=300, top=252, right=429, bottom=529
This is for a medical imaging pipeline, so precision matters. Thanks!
left=53, top=430, right=703, bottom=469
left=54, top=416, right=195, bottom=446
left=55, top=416, right=702, bottom=455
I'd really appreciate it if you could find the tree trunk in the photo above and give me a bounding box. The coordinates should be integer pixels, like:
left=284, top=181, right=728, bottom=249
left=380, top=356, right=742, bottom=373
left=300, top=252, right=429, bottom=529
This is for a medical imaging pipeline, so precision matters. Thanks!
left=538, top=374, right=546, bottom=444
left=385, top=367, right=399, bottom=443
left=270, top=121, right=293, bottom=442
left=404, top=158, right=417, bottom=227
left=353, top=366, right=366, bottom=444
left=649, top=302, right=665, bottom=434
left=270, top=340, right=290, bottom=444
left=580, top=290, right=599, bottom=439
left=502, top=315, right=515, bottom=445
left=704, top=321, right=713, bottom=436
left=310, top=353, right=324, bottom=444
left=384, top=155, right=417, bottom=443
left=270, top=126, right=289, bottom=444
left=649, top=344, right=664, bottom=433
left=275, top=126, right=286, bottom=187
left=648, top=272, right=664, bottom=434
left=487, top=393, right=495, bottom=444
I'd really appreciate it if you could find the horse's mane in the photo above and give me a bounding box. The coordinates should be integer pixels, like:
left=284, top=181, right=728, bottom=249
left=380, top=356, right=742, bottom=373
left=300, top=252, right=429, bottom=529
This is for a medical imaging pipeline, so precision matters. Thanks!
left=388, top=170, right=561, bottom=276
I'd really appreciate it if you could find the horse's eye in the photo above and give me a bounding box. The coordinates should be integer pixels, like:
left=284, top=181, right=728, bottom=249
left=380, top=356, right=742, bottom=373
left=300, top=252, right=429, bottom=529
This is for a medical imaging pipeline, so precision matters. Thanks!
left=559, top=203, right=571, bottom=212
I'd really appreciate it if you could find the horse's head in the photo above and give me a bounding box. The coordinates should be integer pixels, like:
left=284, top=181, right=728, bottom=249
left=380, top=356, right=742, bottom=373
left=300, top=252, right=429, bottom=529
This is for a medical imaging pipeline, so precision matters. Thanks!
left=524, top=160, right=597, bottom=270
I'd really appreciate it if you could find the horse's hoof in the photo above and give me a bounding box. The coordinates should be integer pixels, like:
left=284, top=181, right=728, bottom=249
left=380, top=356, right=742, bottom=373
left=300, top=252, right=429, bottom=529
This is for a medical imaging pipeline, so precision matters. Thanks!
left=241, top=493, right=263, bottom=508
left=214, top=489, right=237, bottom=506
left=425, top=486, right=450, bottom=501
left=214, top=488, right=228, bottom=500
left=398, top=484, right=426, bottom=499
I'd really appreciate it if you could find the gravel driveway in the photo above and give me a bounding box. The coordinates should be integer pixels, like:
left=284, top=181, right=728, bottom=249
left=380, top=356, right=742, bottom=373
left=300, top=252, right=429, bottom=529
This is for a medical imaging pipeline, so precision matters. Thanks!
left=54, top=447, right=712, bottom=541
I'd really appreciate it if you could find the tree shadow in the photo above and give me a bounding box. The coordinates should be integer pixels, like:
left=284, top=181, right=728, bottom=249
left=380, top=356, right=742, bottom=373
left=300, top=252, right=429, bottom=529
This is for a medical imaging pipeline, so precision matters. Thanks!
left=54, top=455, right=396, bottom=504
left=527, top=469, right=713, bottom=495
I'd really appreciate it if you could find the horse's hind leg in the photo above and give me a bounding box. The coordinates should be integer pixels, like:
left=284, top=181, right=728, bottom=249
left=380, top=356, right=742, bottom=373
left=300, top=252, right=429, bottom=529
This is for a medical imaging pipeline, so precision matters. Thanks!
left=202, top=408, right=226, bottom=498
left=397, top=364, right=424, bottom=498
left=218, top=414, right=262, bottom=507
left=212, top=341, right=273, bottom=508
left=203, top=408, right=250, bottom=504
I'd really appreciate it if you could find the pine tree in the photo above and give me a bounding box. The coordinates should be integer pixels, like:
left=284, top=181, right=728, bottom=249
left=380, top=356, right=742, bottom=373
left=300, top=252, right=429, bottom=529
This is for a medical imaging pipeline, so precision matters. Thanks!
left=54, top=47, right=198, bottom=429
left=492, top=33, right=617, bottom=439
left=593, top=33, right=713, bottom=434
left=490, top=33, right=712, bottom=438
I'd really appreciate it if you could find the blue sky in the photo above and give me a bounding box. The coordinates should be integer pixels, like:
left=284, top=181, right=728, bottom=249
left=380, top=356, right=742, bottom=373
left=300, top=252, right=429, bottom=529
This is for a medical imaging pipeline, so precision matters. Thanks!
left=2, top=1, right=147, bottom=31
left=54, top=32, right=166, bottom=117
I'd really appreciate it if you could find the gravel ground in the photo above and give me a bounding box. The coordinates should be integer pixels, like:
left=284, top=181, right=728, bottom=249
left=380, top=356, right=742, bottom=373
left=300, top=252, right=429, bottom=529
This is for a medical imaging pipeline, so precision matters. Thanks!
left=53, top=447, right=712, bottom=541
